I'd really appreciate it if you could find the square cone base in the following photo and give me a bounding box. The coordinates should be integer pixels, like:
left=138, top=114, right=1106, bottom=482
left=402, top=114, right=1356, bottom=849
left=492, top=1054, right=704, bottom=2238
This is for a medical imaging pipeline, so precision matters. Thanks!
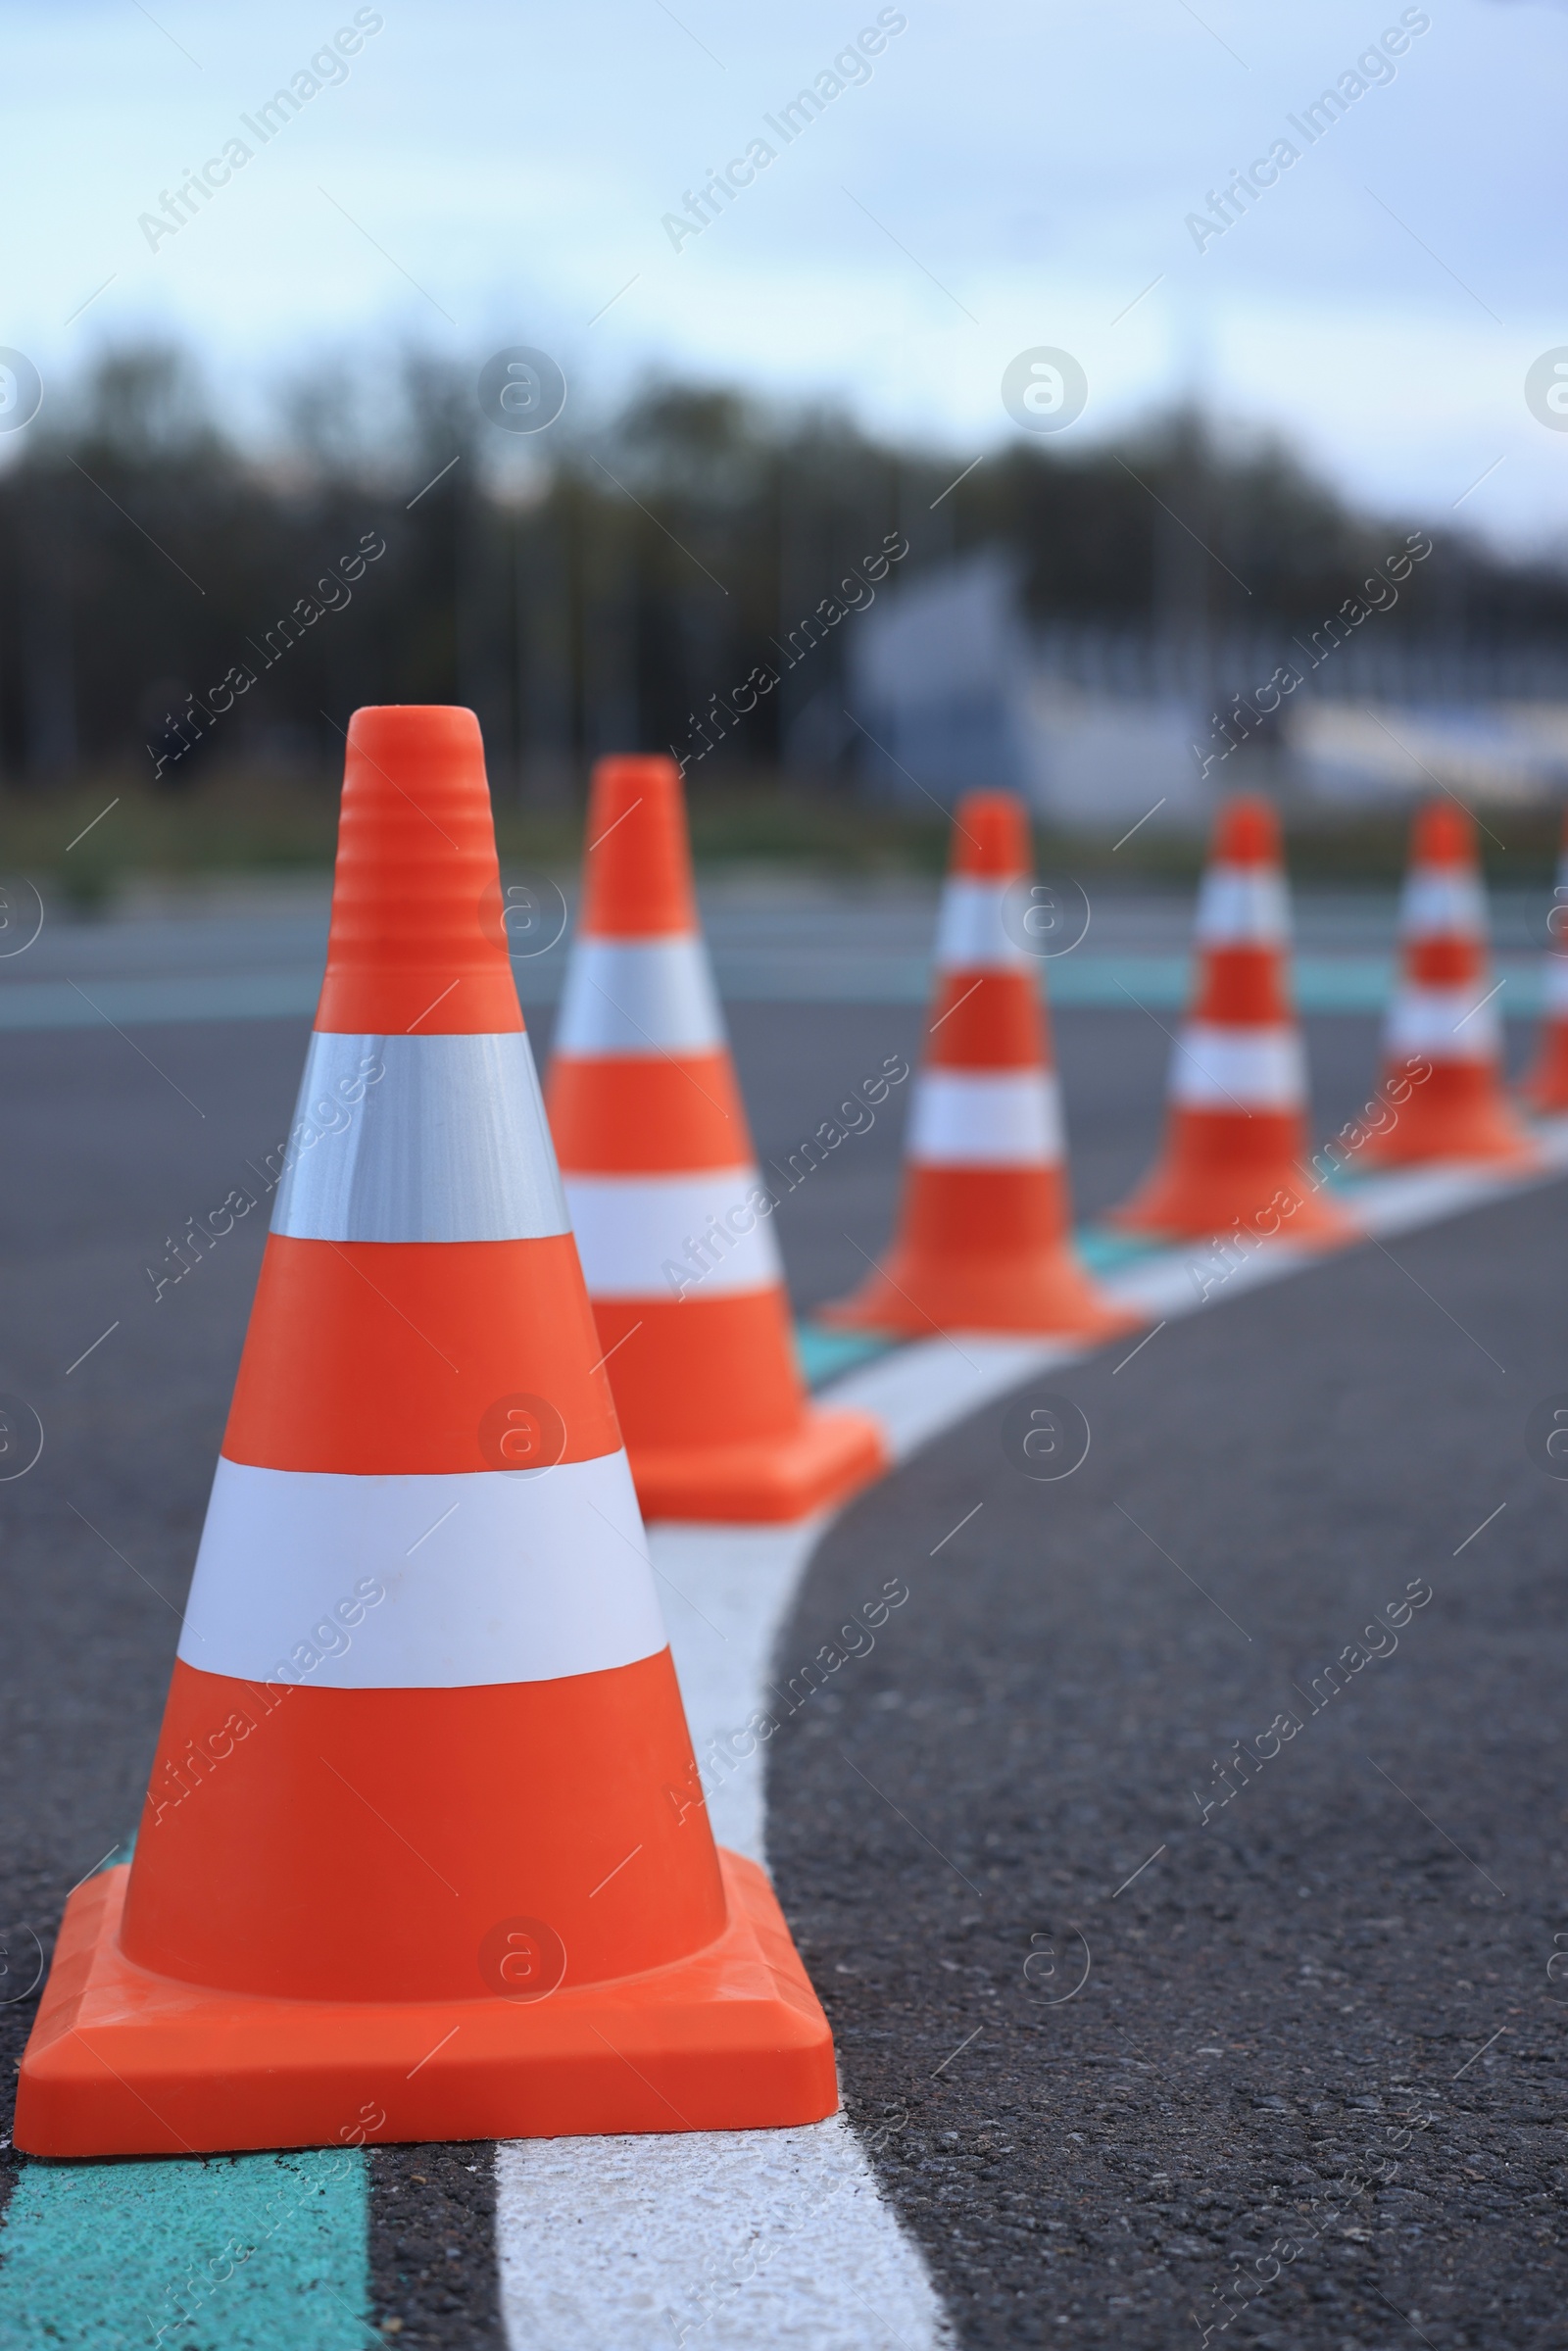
left=16, top=1851, right=837, bottom=2159
left=626, top=1404, right=885, bottom=1523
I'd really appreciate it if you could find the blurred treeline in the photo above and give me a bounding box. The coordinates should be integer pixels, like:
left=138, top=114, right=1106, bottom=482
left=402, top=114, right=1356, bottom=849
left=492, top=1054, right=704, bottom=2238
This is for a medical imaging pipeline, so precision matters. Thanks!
left=4, top=341, right=1567, bottom=801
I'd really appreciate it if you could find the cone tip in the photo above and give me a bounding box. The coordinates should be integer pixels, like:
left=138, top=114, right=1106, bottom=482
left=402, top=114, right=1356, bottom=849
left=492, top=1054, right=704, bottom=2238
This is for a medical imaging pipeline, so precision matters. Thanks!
left=317, top=703, right=519, bottom=1035
left=1213, top=794, right=1280, bottom=867
left=346, top=705, right=485, bottom=763
left=1411, top=796, right=1476, bottom=868
left=581, top=753, right=697, bottom=937
left=951, top=791, right=1031, bottom=878
left=591, top=752, right=683, bottom=799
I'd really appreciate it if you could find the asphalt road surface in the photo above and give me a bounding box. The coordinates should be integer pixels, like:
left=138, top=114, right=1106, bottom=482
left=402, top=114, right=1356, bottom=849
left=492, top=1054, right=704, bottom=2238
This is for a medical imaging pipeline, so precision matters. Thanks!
left=0, top=996, right=1558, bottom=2348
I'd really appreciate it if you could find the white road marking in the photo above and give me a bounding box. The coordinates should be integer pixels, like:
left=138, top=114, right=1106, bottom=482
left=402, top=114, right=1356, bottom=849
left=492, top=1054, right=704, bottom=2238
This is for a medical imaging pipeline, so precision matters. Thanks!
left=495, top=1508, right=957, bottom=2348
left=498, top=2122, right=954, bottom=2349
left=494, top=1122, right=1568, bottom=2347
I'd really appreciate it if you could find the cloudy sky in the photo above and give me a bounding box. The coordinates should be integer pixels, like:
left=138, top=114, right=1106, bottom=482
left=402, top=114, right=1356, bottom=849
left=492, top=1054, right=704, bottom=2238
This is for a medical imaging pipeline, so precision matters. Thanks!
left=8, top=0, right=1568, bottom=549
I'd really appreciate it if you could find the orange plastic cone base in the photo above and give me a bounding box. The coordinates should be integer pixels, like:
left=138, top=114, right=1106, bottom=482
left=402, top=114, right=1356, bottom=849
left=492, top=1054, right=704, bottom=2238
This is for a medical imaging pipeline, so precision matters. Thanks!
left=1521, top=1025, right=1568, bottom=1114
left=14, top=1852, right=835, bottom=2158
left=590, top=1294, right=886, bottom=1521
left=820, top=1243, right=1134, bottom=1340
left=821, top=1166, right=1135, bottom=1339
left=1107, top=1111, right=1352, bottom=1245
left=1357, top=1065, right=1541, bottom=1169
left=626, top=1412, right=886, bottom=1523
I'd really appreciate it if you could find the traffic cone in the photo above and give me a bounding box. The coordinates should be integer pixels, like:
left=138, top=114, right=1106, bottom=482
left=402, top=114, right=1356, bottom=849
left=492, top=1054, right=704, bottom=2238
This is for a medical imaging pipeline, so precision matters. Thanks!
left=1108, top=795, right=1351, bottom=1243
left=818, top=790, right=1133, bottom=1337
left=546, top=754, right=884, bottom=1521
left=1358, top=798, right=1539, bottom=1168
left=16, top=708, right=835, bottom=2159
left=1520, top=808, right=1568, bottom=1112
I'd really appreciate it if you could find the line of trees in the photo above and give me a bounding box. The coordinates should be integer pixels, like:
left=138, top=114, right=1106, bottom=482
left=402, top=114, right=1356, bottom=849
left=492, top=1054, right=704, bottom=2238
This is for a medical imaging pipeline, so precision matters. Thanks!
left=1, top=342, right=1563, bottom=798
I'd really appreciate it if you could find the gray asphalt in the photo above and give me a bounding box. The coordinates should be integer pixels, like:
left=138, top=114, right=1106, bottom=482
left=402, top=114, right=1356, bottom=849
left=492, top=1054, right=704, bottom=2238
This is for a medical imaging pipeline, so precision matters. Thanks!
left=769, top=1176, right=1568, bottom=2350
left=0, top=993, right=1553, bottom=2348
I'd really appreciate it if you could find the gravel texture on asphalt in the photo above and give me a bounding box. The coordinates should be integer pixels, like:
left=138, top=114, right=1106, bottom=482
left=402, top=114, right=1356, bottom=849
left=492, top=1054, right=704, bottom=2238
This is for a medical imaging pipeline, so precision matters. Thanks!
left=368, top=2142, right=505, bottom=2346
left=767, top=1177, right=1568, bottom=2349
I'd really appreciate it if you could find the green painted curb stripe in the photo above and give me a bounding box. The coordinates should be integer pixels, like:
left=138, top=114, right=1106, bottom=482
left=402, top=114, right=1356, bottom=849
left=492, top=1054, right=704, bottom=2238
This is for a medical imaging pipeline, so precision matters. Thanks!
left=0, top=954, right=1545, bottom=1031
left=0, top=2147, right=371, bottom=2351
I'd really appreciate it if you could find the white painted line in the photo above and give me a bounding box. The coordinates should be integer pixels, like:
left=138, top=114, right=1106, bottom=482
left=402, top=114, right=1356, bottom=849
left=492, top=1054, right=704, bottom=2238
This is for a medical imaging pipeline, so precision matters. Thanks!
left=496, top=1133, right=1568, bottom=2349
left=496, top=1503, right=954, bottom=2345
left=831, top=1335, right=1076, bottom=1464
left=498, top=2120, right=955, bottom=2350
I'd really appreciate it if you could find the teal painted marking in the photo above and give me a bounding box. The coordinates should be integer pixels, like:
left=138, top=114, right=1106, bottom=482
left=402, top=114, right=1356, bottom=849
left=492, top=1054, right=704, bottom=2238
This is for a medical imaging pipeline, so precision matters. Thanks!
left=0, top=952, right=1544, bottom=1030
left=0, top=1839, right=370, bottom=2350
left=0, top=2147, right=371, bottom=2350
left=1046, top=954, right=1192, bottom=1009
left=1073, top=1227, right=1167, bottom=1273
left=796, top=1325, right=894, bottom=1388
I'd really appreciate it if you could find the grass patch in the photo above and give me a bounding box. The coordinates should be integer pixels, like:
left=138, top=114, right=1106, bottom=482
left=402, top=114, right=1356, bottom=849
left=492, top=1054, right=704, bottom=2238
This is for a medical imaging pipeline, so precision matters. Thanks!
left=2, top=765, right=1559, bottom=905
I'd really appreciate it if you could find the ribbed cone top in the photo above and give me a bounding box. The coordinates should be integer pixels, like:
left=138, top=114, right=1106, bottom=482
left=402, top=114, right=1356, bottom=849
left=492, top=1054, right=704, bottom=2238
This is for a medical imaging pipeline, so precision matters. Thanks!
left=581, top=756, right=698, bottom=938
left=951, top=791, right=1030, bottom=878
left=1212, top=794, right=1280, bottom=868
left=1411, top=797, right=1476, bottom=870
left=316, top=707, right=519, bottom=1036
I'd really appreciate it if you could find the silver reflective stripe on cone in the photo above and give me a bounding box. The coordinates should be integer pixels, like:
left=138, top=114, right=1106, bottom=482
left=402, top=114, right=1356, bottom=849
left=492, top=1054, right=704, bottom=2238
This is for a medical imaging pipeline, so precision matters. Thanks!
left=555, top=937, right=724, bottom=1057
left=270, top=1031, right=570, bottom=1244
left=177, top=1451, right=665, bottom=1688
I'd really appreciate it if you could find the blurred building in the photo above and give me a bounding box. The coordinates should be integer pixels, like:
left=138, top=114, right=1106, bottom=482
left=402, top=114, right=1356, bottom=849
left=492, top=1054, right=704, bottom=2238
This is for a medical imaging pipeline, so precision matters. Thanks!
left=849, top=551, right=1568, bottom=825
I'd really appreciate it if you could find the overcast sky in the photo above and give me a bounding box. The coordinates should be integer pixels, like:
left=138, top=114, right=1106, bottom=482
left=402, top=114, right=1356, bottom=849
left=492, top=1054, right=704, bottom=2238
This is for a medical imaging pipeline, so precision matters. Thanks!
left=8, top=0, right=1568, bottom=552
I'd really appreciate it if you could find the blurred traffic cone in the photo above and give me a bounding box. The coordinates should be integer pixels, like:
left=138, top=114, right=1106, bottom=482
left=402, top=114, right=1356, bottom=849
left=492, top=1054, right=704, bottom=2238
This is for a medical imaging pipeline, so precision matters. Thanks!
left=17, top=708, right=835, bottom=2158
left=546, top=754, right=884, bottom=1522
left=818, top=791, right=1132, bottom=1337
left=1108, top=795, right=1350, bottom=1242
left=1520, top=808, right=1568, bottom=1112
left=1359, top=798, right=1538, bottom=1167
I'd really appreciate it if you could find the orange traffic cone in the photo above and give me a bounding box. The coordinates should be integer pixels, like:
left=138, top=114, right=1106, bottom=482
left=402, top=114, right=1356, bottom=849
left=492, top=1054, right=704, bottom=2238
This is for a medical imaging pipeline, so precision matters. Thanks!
left=17, top=708, right=835, bottom=2158
left=1108, top=795, right=1350, bottom=1243
left=818, top=791, right=1132, bottom=1337
left=546, top=754, right=884, bottom=1522
left=1520, top=808, right=1568, bottom=1112
left=1359, top=798, right=1539, bottom=1168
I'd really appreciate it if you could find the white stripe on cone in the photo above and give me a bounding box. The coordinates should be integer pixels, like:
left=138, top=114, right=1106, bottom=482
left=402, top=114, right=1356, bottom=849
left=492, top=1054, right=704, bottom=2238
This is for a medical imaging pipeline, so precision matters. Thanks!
left=1398, top=868, right=1488, bottom=939
left=178, top=1452, right=664, bottom=1688
left=564, top=1167, right=783, bottom=1298
left=907, top=1070, right=1062, bottom=1166
left=1195, top=866, right=1290, bottom=945
left=1544, top=956, right=1568, bottom=1013
left=1167, top=1024, right=1307, bottom=1109
left=1385, top=985, right=1500, bottom=1062
left=933, top=880, right=1033, bottom=973
left=555, top=936, right=724, bottom=1057
left=271, top=1032, right=569, bottom=1245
